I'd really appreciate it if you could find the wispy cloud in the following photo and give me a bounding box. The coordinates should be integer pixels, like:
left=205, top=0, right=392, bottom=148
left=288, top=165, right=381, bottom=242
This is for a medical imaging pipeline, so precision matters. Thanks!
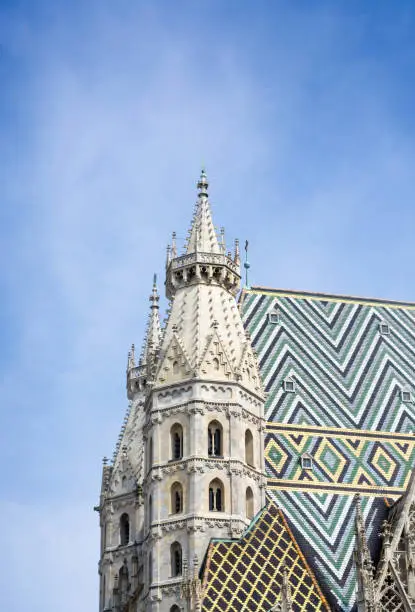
left=1, top=1, right=415, bottom=610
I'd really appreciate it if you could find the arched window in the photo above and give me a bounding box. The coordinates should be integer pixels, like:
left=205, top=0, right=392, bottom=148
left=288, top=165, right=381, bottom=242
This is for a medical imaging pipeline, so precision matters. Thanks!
left=246, top=487, right=254, bottom=519
left=245, top=429, right=254, bottom=466
left=132, top=556, right=138, bottom=589
left=170, top=606, right=180, bottom=612
left=148, top=495, right=153, bottom=527
left=100, top=574, right=106, bottom=610
left=213, top=357, right=220, bottom=371
left=171, top=542, right=183, bottom=577
left=209, top=479, right=224, bottom=511
left=171, top=424, right=183, bottom=460
left=120, top=513, right=130, bottom=546
left=148, top=437, right=153, bottom=470
left=171, top=482, right=184, bottom=514
left=148, top=551, right=153, bottom=584
left=103, top=522, right=108, bottom=550
left=173, top=360, right=180, bottom=375
left=119, top=562, right=129, bottom=600
left=208, top=421, right=223, bottom=457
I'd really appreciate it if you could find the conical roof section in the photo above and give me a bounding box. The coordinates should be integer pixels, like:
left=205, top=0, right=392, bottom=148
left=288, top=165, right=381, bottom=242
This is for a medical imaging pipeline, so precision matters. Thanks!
left=155, top=173, right=261, bottom=395
left=140, top=274, right=162, bottom=366
left=186, top=170, right=222, bottom=255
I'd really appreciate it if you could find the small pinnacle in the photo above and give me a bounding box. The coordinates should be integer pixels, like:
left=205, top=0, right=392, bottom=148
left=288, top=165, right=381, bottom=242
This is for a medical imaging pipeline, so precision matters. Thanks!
left=150, top=276, right=159, bottom=305
left=171, top=232, right=177, bottom=258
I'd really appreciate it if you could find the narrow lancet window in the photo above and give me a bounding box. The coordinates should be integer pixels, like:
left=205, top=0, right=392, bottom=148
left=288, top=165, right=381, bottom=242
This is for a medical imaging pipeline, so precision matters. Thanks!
left=208, top=421, right=223, bottom=457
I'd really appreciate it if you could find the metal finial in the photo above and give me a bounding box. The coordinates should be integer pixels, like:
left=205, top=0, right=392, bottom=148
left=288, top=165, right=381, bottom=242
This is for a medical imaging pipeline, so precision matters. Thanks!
left=244, top=240, right=251, bottom=289
left=197, top=168, right=208, bottom=196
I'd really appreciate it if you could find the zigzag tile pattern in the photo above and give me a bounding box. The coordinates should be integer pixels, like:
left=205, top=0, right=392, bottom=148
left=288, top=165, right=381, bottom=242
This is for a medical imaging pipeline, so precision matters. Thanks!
left=240, top=288, right=415, bottom=610
left=267, top=490, right=389, bottom=610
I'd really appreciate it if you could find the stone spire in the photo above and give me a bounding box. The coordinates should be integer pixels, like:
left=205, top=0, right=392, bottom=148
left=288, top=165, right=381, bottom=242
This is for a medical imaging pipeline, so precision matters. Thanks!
left=281, top=567, right=293, bottom=612
left=354, top=495, right=378, bottom=612
left=157, top=172, right=263, bottom=397
left=186, top=170, right=221, bottom=255
left=127, top=343, right=135, bottom=370
left=234, top=238, right=240, bottom=266
left=127, top=275, right=162, bottom=398
left=269, top=568, right=292, bottom=612
left=165, top=170, right=240, bottom=300
left=140, top=274, right=161, bottom=368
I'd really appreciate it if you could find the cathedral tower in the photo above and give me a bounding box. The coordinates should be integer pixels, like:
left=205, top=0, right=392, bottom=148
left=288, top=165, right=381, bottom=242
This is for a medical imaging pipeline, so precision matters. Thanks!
left=143, top=170, right=266, bottom=610
left=97, top=171, right=266, bottom=612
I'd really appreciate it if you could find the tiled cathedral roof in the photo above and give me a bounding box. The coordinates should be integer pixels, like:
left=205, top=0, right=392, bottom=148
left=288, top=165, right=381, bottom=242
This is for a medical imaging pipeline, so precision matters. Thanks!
left=201, top=501, right=329, bottom=612
left=240, top=287, right=415, bottom=610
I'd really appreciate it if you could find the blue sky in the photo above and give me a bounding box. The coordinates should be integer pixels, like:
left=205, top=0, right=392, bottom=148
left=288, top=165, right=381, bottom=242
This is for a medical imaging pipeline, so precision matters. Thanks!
left=1, top=1, right=415, bottom=610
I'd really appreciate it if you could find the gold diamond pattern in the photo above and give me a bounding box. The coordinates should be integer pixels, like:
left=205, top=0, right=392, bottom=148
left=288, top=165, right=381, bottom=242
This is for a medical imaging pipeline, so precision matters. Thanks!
left=201, top=503, right=329, bottom=611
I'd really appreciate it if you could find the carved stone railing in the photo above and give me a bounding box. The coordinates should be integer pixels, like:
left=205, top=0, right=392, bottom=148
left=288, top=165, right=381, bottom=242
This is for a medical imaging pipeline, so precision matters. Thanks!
left=170, top=251, right=239, bottom=274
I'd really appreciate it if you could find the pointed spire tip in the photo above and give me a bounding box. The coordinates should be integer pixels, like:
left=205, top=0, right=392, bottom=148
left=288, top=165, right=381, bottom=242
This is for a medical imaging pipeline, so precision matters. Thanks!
left=197, top=168, right=208, bottom=195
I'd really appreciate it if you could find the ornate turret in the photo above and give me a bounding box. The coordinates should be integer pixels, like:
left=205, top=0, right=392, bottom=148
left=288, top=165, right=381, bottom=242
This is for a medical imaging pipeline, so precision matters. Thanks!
left=165, top=170, right=240, bottom=299
left=155, top=171, right=263, bottom=396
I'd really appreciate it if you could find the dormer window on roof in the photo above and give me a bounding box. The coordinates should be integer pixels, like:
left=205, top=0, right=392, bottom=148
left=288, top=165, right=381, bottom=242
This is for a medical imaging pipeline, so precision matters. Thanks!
left=301, top=454, right=313, bottom=470
left=401, top=389, right=413, bottom=403
left=283, top=377, right=296, bottom=393
left=379, top=322, right=390, bottom=336
left=268, top=310, right=280, bottom=325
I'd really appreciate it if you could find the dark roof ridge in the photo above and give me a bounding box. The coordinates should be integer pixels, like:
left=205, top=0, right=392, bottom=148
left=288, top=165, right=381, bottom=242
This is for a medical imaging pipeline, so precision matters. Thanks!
left=247, top=286, right=415, bottom=308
